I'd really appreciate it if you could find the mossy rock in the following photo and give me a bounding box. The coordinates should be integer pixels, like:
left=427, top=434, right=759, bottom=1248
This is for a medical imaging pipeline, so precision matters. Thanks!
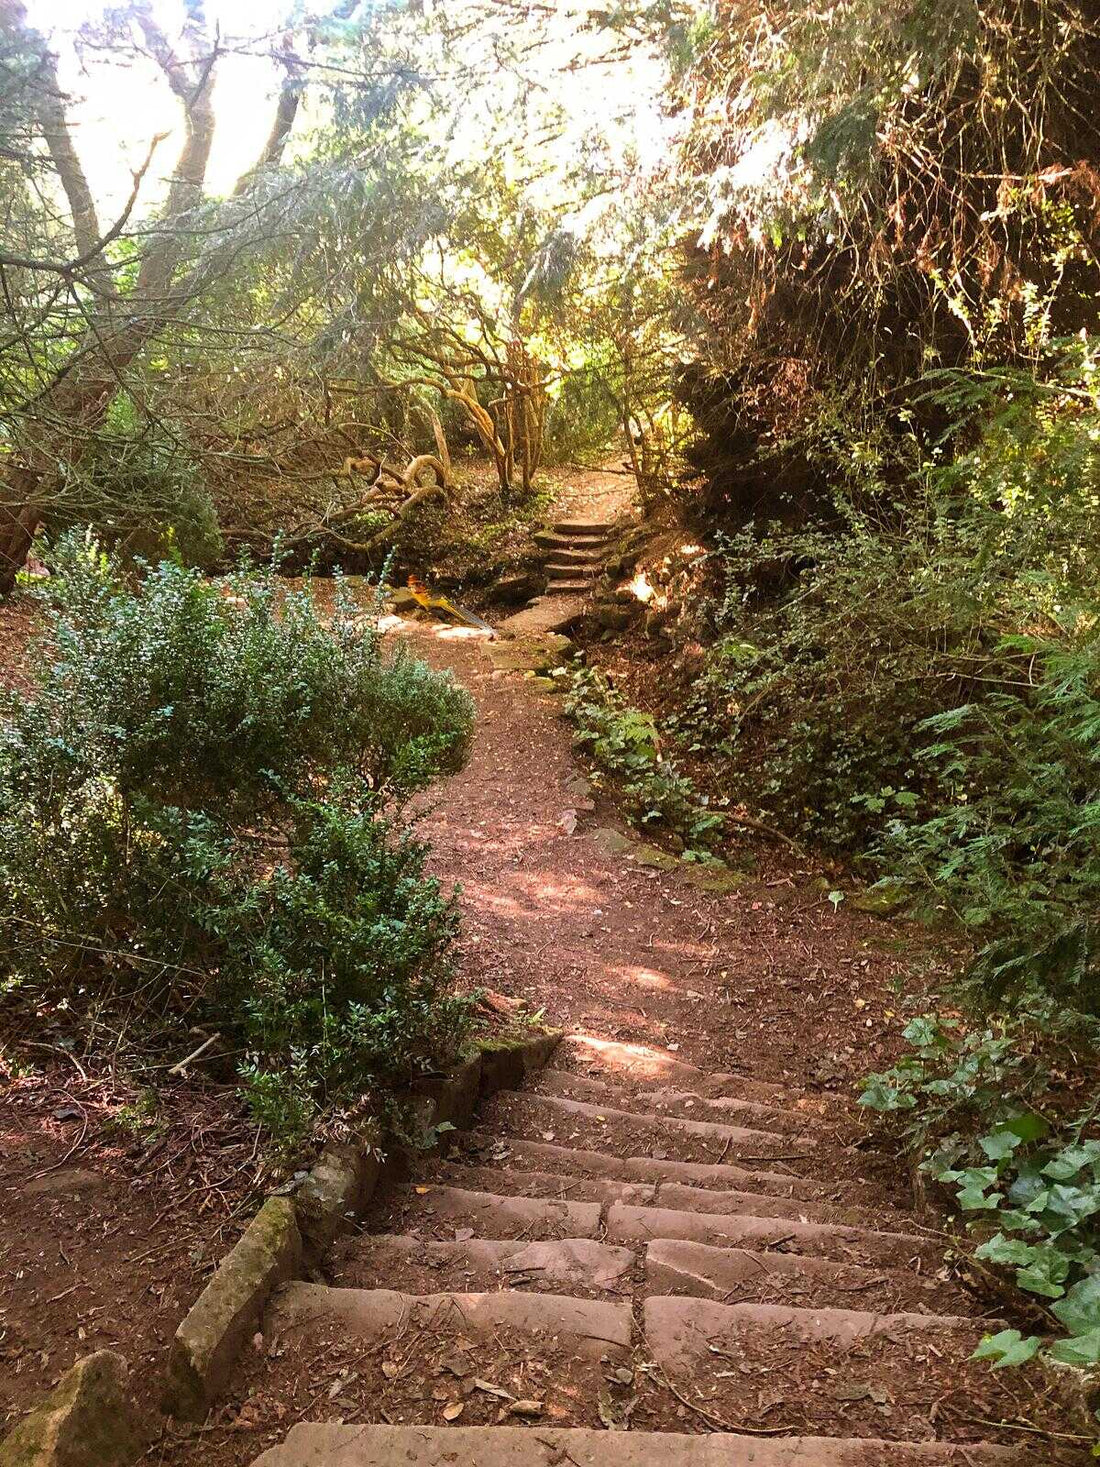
left=0, top=1351, right=147, bottom=1467
left=475, top=1029, right=563, bottom=1093
left=851, top=880, right=909, bottom=917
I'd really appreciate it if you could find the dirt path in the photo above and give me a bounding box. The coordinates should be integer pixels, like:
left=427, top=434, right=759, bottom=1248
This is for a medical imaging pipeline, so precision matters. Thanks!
left=410, top=623, right=924, bottom=1092
left=170, top=620, right=1078, bottom=1466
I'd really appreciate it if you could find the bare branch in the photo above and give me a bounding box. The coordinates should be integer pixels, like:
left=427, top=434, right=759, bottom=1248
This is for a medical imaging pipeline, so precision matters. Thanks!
left=0, top=133, right=166, bottom=277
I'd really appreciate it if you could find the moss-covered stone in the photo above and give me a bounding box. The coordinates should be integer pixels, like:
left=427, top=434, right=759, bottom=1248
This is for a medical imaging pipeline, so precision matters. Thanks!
left=296, top=1125, right=382, bottom=1260
left=163, top=1196, right=301, bottom=1421
left=476, top=1030, right=563, bottom=1094
left=851, top=880, right=909, bottom=916
left=0, top=1351, right=146, bottom=1467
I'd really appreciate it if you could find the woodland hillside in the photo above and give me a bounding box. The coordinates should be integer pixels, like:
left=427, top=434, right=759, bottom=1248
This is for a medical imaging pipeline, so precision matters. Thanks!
left=4, top=0, right=1100, bottom=1447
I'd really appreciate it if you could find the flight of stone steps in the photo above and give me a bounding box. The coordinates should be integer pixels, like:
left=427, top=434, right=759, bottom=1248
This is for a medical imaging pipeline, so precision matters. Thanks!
left=242, top=1035, right=1054, bottom=1466
left=497, top=517, right=613, bottom=638
left=534, top=516, right=614, bottom=596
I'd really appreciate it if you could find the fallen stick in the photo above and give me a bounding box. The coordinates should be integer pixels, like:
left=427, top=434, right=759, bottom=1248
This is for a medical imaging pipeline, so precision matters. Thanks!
left=169, top=1031, right=222, bottom=1077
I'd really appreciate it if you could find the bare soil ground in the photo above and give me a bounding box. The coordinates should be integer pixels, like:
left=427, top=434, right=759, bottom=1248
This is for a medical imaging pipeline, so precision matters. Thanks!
left=0, top=1071, right=262, bottom=1432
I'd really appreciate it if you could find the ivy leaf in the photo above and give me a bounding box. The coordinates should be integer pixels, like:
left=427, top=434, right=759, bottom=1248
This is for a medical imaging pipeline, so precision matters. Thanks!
left=996, top=1208, right=1043, bottom=1234
left=1002, top=1112, right=1049, bottom=1144
left=971, top=1329, right=1041, bottom=1370
left=958, top=1185, right=1001, bottom=1211
left=1047, top=1328, right=1100, bottom=1367
left=858, top=1080, right=915, bottom=1111
left=979, top=1129, right=1023, bottom=1161
left=975, top=1234, right=1036, bottom=1268
left=1052, top=1276, right=1100, bottom=1337
left=1015, top=1248, right=1069, bottom=1299
left=902, top=1016, right=940, bottom=1048
left=1007, top=1162, right=1047, bottom=1207
left=1043, top=1142, right=1100, bottom=1182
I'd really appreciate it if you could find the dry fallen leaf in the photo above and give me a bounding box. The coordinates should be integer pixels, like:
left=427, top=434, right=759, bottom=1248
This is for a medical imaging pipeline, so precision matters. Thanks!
left=473, top=1378, right=514, bottom=1400
left=508, top=1400, right=544, bottom=1417
left=442, top=1402, right=464, bottom=1422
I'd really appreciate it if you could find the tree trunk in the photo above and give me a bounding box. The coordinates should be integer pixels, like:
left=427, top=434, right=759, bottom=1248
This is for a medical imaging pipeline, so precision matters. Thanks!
left=0, top=4, right=306, bottom=596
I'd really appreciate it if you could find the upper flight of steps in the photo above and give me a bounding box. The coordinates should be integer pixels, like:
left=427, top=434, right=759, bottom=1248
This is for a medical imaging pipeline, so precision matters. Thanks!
left=497, top=516, right=615, bottom=637
left=534, top=516, right=615, bottom=597
left=243, top=1035, right=1058, bottom=1467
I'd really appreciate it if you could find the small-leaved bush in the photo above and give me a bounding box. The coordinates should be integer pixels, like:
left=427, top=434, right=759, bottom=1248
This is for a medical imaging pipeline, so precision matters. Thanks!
left=0, top=535, right=477, bottom=1145
left=564, top=663, right=724, bottom=855
left=861, top=1016, right=1100, bottom=1375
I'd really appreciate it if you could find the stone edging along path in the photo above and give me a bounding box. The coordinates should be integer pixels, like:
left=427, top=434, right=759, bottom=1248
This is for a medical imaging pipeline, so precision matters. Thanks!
left=0, top=1028, right=561, bottom=1467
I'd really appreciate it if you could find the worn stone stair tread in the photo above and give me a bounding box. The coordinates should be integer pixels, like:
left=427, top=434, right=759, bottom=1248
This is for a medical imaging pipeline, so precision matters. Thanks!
left=652, top=1179, right=897, bottom=1228
left=432, top=1157, right=657, bottom=1206
left=644, top=1295, right=985, bottom=1363
left=533, top=530, right=607, bottom=551
left=546, top=557, right=600, bottom=572
left=546, top=578, right=596, bottom=593
left=496, top=596, right=586, bottom=638
left=645, top=1237, right=968, bottom=1312
left=376, top=1183, right=601, bottom=1239
left=605, top=1201, right=934, bottom=1268
left=543, top=544, right=605, bottom=562
left=483, top=1089, right=818, bottom=1158
left=638, top=1086, right=839, bottom=1132
left=249, top=1423, right=1029, bottom=1466
left=335, top=1233, right=636, bottom=1293
left=453, top=1131, right=833, bottom=1200
left=531, top=1068, right=823, bottom=1136
left=548, top=1033, right=789, bottom=1099
left=268, top=1283, right=632, bottom=1357
left=553, top=517, right=614, bottom=534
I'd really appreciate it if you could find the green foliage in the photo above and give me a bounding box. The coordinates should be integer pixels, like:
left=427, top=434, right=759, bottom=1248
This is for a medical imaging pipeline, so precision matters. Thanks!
left=564, top=663, right=724, bottom=854
left=48, top=410, right=224, bottom=571
left=860, top=1015, right=1100, bottom=1374
left=0, top=535, right=476, bottom=1145
left=672, top=340, right=1100, bottom=1029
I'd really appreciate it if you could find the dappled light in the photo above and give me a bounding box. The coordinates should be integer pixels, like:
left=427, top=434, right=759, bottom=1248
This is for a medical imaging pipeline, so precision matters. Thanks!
left=1, top=0, right=1099, bottom=1453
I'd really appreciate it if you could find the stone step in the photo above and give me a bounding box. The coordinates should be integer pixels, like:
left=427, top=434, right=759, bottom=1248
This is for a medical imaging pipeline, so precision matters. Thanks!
left=638, top=1084, right=841, bottom=1130
left=545, top=559, right=600, bottom=578
left=553, top=517, right=614, bottom=535
left=645, top=1237, right=971, bottom=1315
left=266, top=1283, right=633, bottom=1361
left=644, top=1297, right=1024, bottom=1448
left=431, top=1158, right=656, bottom=1206
left=368, top=1183, right=601, bottom=1240
left=531, top=1067, right=825, bottom=1137
left=549, top=1033, right=789, bottom=1100
left=537, top=1062, right=794, bottom=1111
left=546, top=578, right=595, bottom=594
left=497, top=595, right=586, bottom=638
left=533, top=530, right=608, bottom=552
left=542, top=544, right=604, bottom=564
left=479, top=1090, right=818, bottom=1169
left=646, top=1295, right=986, bottom=1357
left=332, top=1233, right=636, bottom=1296
left=605, top=1202, right=936, bottom=1270
left=653, top=1180, right=897, bottom=1230
left=251, top=1423, right=1028, bottom=1466
left=453, top=1131, right=835, bottom=1201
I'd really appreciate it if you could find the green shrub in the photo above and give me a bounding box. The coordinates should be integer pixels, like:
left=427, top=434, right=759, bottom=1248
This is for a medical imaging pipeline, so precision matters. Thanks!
left=0, top=535, right=477, bottom=1143
left=48, top=414, right=224, bottom=571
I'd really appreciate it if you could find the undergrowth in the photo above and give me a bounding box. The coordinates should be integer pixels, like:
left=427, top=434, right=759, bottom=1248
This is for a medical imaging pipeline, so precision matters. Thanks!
left=0, top=535, right=477, bottom=1148
left=861, top=1017, right=1100, bottom=1379
left=563, top=662, right=724, bottom=856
